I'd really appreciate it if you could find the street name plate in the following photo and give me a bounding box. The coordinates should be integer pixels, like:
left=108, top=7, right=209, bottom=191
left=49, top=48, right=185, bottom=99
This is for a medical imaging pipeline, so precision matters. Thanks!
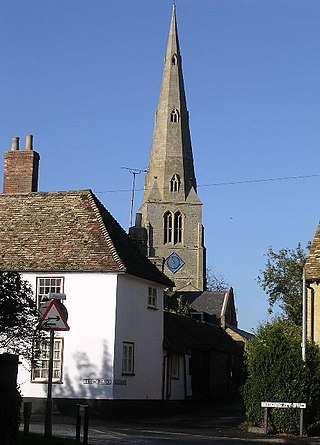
left=261, top=402, right=306, bottom=409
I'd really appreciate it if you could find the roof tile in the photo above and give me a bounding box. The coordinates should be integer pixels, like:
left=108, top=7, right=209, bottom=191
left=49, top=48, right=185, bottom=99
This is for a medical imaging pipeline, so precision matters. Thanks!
left=0, top=190, right=173, bottom=286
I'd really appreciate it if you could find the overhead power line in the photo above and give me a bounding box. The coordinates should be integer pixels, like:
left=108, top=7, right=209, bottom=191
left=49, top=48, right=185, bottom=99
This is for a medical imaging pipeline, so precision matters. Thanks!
left=198, top=173, right=320, bottom=188
left=95, top=172, right=320, bottom=195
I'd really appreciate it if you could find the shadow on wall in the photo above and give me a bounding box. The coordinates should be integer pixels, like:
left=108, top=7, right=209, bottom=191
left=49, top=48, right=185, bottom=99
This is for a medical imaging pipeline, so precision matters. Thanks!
left=54, top=340, right=112, bottom=406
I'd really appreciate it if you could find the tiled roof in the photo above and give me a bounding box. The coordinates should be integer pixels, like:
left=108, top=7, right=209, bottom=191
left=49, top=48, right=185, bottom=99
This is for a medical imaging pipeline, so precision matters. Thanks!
left=0, top=189, right=173, bottom=286
left=306, top=222, right=320, bottom=280
left=177, top=290, right=227, bottom=317
left=164, top=312, right=243, bottom=355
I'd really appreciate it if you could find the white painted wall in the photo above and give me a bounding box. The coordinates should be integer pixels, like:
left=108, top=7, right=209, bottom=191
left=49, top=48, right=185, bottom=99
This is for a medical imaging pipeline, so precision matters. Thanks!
left=18, top=272, right=118, bottom=400
left=113, top=274, right=164, bottom=400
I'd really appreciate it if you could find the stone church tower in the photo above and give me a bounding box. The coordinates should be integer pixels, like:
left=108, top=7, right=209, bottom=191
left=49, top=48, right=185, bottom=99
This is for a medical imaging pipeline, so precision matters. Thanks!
left=137, top=6, right=206, bottom=292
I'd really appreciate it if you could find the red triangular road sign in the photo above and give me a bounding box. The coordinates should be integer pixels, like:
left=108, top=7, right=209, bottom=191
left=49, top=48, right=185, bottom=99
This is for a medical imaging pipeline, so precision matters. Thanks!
left=38, top=300, right=70, bottom=331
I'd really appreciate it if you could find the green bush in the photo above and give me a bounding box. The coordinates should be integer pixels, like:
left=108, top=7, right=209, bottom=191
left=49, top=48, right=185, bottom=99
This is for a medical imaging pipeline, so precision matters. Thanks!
left=241, top=318, right=320, bottom=435
left=0, top=383, right=22, bottom=444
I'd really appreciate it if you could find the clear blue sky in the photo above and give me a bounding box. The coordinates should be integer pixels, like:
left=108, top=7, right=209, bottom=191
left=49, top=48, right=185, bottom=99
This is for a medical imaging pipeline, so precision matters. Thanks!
left=1, top=0, right=320, bottom=332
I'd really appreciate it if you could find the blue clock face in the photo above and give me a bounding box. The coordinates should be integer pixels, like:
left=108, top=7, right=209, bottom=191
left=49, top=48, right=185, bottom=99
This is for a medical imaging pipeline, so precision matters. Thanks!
left=165, top=252, right=185, bottom=273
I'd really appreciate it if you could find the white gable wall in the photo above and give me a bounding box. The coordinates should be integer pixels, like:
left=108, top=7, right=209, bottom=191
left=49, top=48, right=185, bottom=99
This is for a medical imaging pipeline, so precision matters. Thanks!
left=113, top=274, right=164, bottom=400
left=18, top=272, right=118, bottom=400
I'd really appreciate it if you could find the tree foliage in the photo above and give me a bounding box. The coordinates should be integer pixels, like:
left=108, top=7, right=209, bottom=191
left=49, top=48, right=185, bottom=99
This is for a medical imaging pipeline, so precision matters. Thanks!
left=257, top=243, right=307, bottom=325
left=206, top=268, right=230, bottom=291
left=242, top=318, right=320, bottom=434
left=0, top=272, right=39, bottom=361
left=164, top=293, right=190, bottom=315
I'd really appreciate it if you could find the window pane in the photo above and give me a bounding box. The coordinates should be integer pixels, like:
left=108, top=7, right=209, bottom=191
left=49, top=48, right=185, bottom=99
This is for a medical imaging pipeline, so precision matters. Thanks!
left=31, top=337, right=63, bottom=383
left=123, top=342, right=134, bottom=374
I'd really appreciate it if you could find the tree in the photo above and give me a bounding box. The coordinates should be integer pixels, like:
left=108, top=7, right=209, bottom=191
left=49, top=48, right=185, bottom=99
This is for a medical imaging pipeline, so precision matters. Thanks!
left=0, top=272, right=39, bottom=361
left=257, top=243, right=308, bottom=325
left=241, top=318, right=320, bottom=434
left=164, top=293, right=190, bottom=315
left=206, top=268, right=230, bottom=291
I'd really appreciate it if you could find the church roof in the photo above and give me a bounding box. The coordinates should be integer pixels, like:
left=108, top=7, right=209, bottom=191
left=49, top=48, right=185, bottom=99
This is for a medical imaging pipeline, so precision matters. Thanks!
left=164, top=311, right=243, bottom=355
left=0, top=189, right=174, bottom=286
left=306, top=222, right=320, bottom=280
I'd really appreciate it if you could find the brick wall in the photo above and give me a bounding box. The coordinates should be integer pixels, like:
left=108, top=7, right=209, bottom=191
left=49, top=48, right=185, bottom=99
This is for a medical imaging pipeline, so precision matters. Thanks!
left=3, top=136, right=40, bottom=194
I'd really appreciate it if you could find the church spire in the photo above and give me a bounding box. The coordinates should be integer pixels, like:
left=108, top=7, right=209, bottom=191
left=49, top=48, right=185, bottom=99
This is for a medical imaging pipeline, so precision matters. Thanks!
left=143, top=5, right=197, bottom=202
left=138, top=6, right=206, bottom=292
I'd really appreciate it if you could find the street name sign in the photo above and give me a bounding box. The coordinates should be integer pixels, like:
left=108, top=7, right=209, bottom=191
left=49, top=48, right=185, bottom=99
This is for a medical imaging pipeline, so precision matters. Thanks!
left=261, top=402, right=306, bottom=409
left=38, top=300, right=70, bottom=331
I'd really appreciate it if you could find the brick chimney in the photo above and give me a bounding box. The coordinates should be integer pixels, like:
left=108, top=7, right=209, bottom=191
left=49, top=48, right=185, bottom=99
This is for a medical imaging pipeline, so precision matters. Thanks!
left=3, top=135, right=40, bottom=193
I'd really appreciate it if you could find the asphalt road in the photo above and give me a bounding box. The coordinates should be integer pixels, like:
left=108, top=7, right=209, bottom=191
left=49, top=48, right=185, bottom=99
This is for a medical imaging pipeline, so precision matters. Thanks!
left=24, top=417, right=320, bottom=445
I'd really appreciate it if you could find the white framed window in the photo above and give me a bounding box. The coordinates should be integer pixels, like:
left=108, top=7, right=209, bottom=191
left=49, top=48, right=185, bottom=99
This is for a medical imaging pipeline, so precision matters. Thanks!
left=36, top=277, right=64, bottom=307
left=170, top=354, right=180, bottom=379
left=122, top=342, right=134, bottom=375
left=148, top=287, right=157, bottom=308
left=31, top=337, right=64, bottom=383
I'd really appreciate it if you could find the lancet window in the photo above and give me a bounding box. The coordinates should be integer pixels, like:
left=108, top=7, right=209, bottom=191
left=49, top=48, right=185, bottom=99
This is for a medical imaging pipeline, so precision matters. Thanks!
left=170, top=109, right=180, bottom=123
left=174, top=211, right=182, bottom=244
left=170, top=174, right=180, bottom=192
left=164, top=211, right=173, bottom=244
left=164, top=210, right=183, bottom=244
left=172, top=54, right=178, bottom=65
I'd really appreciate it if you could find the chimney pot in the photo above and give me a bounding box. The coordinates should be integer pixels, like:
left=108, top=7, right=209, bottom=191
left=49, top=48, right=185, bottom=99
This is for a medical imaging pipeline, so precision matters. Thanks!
left=135, top=213, right=142, bottom=227
left=11, top=137, right=19, bottom=151
left=25, top=134, right=33, bottom=151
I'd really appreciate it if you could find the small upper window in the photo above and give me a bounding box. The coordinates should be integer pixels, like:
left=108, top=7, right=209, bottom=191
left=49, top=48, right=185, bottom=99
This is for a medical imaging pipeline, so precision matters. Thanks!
left=170, top=109, right=179, bottom=123
left=148, top=287, right=157, bottom=308
left=36, top=277, right=64, bottom=308
left=172, top=54, right=178, bottom=65
left=170, top=174, right=180, bottom=193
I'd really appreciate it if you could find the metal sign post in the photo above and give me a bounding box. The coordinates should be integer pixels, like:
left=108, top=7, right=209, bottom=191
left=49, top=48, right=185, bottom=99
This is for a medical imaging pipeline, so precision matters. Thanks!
left=44, top=330, right=54, bottom=439
left=261, top=402, right=306, bottom=437
left=38, top=295, right=69, bottom=439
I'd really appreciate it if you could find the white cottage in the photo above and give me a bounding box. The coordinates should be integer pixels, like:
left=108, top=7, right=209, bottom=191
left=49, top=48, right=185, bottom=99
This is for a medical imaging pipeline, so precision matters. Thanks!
left=0, top=136, right=173, bottom=411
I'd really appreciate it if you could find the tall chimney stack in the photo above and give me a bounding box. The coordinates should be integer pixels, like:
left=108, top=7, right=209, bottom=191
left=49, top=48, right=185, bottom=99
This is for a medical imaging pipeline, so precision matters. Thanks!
left=3, top=134, right=40, bottom=194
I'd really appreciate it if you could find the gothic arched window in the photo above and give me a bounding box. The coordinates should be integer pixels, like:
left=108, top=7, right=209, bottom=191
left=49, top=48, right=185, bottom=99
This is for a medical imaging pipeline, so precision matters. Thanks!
left=170, top=174, right=180, bottom=192
left=174, top=211, right=183, bottom=244
left=172, top=54, right=178, bottom=65
left=170, top=109, right=179, bottom=123
left=164, top=211, right=172, bottom=244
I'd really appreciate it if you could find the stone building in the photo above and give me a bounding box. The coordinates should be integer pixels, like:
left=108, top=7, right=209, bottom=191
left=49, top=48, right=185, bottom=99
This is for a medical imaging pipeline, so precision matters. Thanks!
left=305, top=224, right=320, bottom=344
left=135, top=6, right=206, bottom=293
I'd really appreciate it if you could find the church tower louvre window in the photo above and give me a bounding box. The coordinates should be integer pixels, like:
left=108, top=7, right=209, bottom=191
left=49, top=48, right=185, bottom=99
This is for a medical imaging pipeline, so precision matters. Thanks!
left=172, top=54, right=178, bottom=65
left=174, top=211, right=182, bottom=244
left=170, top=109, right=179, bottom=123
left=170, top=174, right=180, bottom=192
left=164, top=211, right=173, bottom=244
